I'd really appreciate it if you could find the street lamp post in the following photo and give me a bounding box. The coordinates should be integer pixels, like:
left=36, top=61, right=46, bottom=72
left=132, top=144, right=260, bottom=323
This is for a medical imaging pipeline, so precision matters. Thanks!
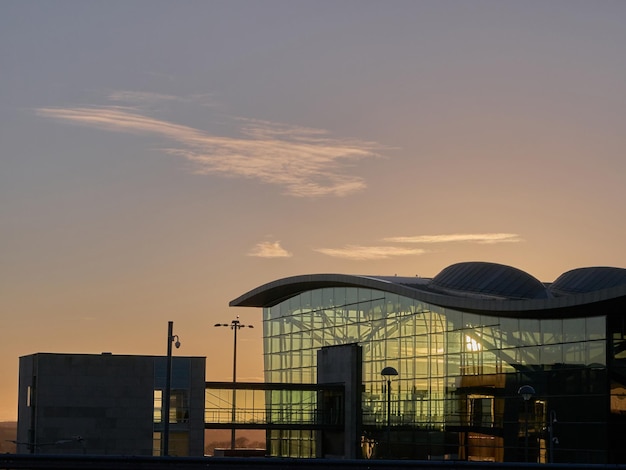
left=518, top=385, right=535, bottom=463
left=163, top=321, right=181, bottom=456
left=381, top=366, right=398, bottom=458
left=215, top=316, right=254, bottom=450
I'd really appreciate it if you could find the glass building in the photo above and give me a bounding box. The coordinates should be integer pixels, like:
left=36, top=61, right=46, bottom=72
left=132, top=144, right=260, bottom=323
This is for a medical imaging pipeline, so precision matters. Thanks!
left=230, top=262, right=626, bottom=463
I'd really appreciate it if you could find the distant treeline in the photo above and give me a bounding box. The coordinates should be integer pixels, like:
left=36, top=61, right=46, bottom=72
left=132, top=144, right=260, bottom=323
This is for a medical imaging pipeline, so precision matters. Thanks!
left=205, top=436, right=265, bottom=456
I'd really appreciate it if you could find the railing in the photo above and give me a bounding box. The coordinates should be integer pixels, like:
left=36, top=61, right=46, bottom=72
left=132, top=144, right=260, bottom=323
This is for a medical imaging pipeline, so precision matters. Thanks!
left=204, top=405, right=329, bottom=425
left=204, top=382, right=344, bottom=428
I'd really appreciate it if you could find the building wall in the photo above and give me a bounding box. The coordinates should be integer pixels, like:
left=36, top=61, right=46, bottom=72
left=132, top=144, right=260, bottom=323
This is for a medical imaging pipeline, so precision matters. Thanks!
left=317, top=344, right=362, bottom=459
left=17, top=353, right=205, bottom=456
left=153, top=355, right=206, bottom=456
left=261, top=286, right=612, bottom=463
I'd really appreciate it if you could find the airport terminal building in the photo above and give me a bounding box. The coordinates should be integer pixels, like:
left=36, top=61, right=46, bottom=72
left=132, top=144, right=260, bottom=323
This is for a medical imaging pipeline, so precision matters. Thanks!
left=230, top=262, right=626, bottom=463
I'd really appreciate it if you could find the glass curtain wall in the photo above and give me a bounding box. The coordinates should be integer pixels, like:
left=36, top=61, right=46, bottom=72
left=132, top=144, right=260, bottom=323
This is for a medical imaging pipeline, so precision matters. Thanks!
left=263, top=287, right=608, bottom=462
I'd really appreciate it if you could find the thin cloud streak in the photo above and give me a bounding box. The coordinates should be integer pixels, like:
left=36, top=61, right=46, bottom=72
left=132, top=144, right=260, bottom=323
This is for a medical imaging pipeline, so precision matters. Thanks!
left=315, top=233, right=522, bottom=260
left=384, top=233, right=523, bottom=244
left=315, top=245, right=428, bottom=261
left=37, top=106, right=208, bottom=140
left=109, top=91, right=180, bottom=104
left=109, top=91, right=216, bottom=107
left=36, top=105, right=381, bottom=197
left=248, top=241, right=293, bottom=258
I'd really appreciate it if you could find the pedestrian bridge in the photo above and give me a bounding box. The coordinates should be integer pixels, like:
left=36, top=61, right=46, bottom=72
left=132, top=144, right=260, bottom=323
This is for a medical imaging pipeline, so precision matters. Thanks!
left=204, top=382, right=345, bottom=430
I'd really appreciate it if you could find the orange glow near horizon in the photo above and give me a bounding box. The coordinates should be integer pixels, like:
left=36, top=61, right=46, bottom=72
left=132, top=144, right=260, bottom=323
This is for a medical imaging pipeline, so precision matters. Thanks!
left=3, top=1, right=626, bottom=422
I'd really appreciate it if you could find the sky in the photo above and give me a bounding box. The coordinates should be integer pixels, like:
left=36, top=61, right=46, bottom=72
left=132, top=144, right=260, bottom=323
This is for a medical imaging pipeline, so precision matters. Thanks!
left=2, top=0, right=626, bottom=421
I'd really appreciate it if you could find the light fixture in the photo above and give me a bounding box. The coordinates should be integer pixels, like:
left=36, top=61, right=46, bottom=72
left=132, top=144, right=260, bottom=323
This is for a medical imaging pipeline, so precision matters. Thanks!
left=381, top=366, right=398, bottom=458
left=518, top=385, right=535, bottom=401
left=163, top=321, right=181, bottom=456
left=381, top=366, right=399, bottom=378
left=214, top=316, right=254, bottom=450
left=518, top=384, right=535, bottom=462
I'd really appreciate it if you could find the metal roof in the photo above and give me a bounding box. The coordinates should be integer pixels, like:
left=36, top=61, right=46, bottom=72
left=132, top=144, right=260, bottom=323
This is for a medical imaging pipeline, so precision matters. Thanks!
left=230, top=262, right=626, bottom=319
left=550, top=266, right=626, bottom=296
left=430, top=261, right=550, bottom=300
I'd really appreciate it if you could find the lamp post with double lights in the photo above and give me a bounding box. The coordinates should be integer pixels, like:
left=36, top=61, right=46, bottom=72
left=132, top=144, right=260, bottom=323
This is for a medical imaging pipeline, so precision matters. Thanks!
left=518, top=385, right=535, bottom=463
left=381, top=366, right=398, bottom=458
left=215, top=316, right=254, bottom=450
left=163, top=321, right=181, bottom=456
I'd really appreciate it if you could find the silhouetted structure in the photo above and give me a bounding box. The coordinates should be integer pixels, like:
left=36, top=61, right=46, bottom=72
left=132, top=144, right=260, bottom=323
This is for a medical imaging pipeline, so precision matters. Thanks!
left=230, top=262, right=626, bottom=463
left=17, top=353, right=205, bottom=456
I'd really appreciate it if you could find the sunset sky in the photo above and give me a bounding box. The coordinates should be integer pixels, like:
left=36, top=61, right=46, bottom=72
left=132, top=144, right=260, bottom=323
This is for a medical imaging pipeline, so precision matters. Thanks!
left=2, top=1, right=626, bottom=420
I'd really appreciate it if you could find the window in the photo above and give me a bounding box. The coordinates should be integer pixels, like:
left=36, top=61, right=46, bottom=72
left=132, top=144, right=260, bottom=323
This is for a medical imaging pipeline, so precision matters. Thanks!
left=152, top=432, right=162, bottom=456
left=153, top=389, right=162, bottom=423
left=170, top=390, right=189, bottom=424
left=468, top=394, right=494, bottom=428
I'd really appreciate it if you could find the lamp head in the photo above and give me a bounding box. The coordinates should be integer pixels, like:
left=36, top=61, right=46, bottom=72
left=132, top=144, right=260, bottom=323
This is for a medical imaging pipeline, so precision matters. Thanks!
left=170, top=334, right=181, bottom=348
left=518, top=385, right=535, bottom=401
left=381, top=366, right=398, bottom=377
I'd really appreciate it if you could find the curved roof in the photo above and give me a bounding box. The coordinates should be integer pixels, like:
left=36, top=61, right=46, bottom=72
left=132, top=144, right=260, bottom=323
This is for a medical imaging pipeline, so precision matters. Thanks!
left=231, top=262, right=626, bottom=319
left=550, top=267, right=626, bottom=296
left=430, top=262, right=550, bottom=300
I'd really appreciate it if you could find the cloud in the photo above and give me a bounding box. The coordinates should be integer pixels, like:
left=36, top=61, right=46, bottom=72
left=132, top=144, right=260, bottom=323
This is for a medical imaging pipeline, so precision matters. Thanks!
left=36, top=106, right=206, bottom=140
left=109, top=91, right=216, bottom=107
left=108, top=91, right=180, bottom=104
left=248, top=241, right=293, bottom=258
left=383, top=233, right=523, bottom=244
left=36, top=104, right=382, bottom=197
left=314, top=245, right=428, bottom=261
left=314, top=233, right=522, bottom=260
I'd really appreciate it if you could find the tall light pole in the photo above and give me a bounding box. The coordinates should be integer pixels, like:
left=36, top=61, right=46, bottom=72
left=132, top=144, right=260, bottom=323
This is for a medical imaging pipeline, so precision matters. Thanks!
left=381, top=366, right=398, bottom=459
left=518, top=385, right=535, bottom=463
left=215, top=316, right=254, bottom=450
left=163, top=321, right=181, bottom=456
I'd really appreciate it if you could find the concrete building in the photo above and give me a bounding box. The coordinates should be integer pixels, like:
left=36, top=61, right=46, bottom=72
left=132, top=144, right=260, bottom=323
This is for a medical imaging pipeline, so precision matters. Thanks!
left=230, top=262, right=626, bottom=463
left=17, top=353, right=205, bottom=456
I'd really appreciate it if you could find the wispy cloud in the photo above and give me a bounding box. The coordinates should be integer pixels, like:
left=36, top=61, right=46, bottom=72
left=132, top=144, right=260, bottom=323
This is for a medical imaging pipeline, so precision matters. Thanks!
left=36, top=102, right=382, bottom=197
left=109, top=91, right=180, bottom=104
left=314, top=233, right=522, bottom=261
left=109, top=90, right=216, bottom=107
left=248, top=241, right=293, bottom=258
left=383, top=233, right=523, bottom=244
left=314, top=245, right=428, bottom=260
left=37, top=107, right=203, bottom=139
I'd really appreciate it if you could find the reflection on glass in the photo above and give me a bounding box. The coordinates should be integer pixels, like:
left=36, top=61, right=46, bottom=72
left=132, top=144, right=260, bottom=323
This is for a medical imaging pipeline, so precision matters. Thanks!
left=260, top=287, right=610, bottom=460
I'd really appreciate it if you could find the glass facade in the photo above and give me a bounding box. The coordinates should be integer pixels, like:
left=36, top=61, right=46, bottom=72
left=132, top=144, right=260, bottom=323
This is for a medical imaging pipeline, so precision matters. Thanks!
left=153, top=358, right=192, bottom=456
left=263, top=286, right=614, bottom=462
left=205, top=385, right=337, bottom=426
